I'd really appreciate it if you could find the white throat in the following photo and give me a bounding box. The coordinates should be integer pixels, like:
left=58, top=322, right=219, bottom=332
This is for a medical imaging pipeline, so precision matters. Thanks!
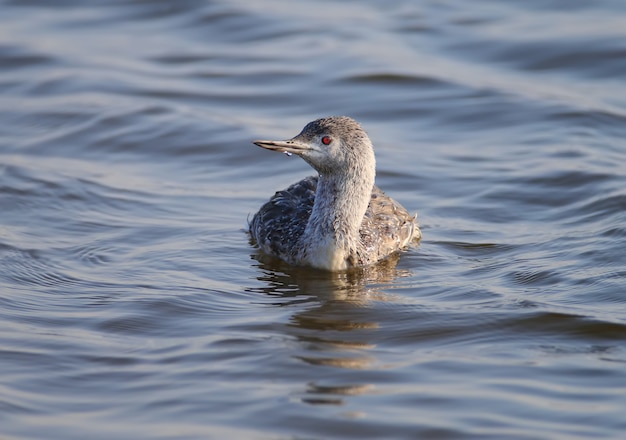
left=298, top=164, right=375, bottom=270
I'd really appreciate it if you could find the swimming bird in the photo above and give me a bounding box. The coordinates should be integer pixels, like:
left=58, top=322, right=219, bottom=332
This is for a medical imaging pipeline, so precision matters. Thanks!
left=249, top=116, right=420, bottom=271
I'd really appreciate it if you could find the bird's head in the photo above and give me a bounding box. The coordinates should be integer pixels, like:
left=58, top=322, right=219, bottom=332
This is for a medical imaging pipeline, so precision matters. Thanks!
left=254, top=116, right=375, bottom=176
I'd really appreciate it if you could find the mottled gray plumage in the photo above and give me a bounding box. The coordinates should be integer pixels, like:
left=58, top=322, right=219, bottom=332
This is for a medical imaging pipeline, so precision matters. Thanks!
left=249, top=116, right=420, bottom=271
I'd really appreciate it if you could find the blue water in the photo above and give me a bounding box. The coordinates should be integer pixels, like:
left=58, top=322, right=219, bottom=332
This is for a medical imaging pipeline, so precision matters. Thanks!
left=1, top=1, right=626, bottom=439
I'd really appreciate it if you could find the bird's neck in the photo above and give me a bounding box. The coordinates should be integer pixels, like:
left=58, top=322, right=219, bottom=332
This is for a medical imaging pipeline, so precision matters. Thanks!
left=299, top=167, right=375, bottom=270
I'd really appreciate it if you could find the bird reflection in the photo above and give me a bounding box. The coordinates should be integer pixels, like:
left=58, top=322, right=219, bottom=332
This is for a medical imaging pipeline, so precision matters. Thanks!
left=302, top=383, right=375, bottom=406
left=247, top=250, right=415, bottom=406
left=249, top=249, right=412, bottom=302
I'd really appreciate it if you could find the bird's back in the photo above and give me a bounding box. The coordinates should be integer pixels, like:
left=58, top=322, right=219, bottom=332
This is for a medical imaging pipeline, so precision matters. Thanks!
left=249, top=176, right=419, bottom=267
left=358, top=185, right=420, bottom=265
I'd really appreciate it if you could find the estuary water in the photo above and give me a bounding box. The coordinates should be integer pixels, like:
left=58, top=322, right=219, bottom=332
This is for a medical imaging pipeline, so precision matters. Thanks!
left=1, top=1, right=626, bottom=438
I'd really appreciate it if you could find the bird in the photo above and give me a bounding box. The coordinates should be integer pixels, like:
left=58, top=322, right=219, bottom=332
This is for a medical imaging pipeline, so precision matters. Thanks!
left=249, top=116, right=420, bottom=271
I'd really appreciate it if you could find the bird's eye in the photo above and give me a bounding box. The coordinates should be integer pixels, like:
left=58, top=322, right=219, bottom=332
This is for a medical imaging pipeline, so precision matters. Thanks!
left=321, top=136, right=332, bottom=145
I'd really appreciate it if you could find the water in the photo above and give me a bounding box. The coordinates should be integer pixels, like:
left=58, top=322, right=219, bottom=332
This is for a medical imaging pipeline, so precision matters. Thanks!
left=1, top=0, right=626, bottom=438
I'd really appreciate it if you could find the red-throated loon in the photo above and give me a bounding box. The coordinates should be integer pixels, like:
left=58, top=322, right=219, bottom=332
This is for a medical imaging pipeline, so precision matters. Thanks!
left=250, top=116, right=420, bottom=271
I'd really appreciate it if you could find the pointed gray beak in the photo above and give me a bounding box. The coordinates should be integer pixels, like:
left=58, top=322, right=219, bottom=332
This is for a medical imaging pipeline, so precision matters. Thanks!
left=253, top=139, right=311, bottom=154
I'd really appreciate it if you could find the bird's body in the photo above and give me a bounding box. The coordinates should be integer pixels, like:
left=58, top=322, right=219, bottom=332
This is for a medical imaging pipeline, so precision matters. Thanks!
left=249, top=116, right=420, bottom=271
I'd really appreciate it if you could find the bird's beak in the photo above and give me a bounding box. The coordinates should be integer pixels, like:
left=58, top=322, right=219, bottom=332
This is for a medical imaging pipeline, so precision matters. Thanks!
left=253, top=139, right=311, bottom=155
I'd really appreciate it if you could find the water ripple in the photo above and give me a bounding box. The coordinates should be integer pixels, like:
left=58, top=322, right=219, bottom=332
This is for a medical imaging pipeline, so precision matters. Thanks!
left=2, top=0, right=626, bottom=439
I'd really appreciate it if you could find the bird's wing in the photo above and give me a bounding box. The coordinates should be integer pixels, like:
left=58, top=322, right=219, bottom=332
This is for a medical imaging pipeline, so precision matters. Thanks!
left=249, top=176, right=317, bottom=262
left=358, top=185, right=419, bottom=265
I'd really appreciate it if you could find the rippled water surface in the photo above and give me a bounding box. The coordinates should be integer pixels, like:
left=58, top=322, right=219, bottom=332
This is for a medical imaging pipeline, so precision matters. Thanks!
left=2, top=1, right=626, bottom=438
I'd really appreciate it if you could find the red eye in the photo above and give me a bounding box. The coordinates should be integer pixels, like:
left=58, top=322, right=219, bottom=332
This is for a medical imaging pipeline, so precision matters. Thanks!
left=321, top=136, right=332, bottom=145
